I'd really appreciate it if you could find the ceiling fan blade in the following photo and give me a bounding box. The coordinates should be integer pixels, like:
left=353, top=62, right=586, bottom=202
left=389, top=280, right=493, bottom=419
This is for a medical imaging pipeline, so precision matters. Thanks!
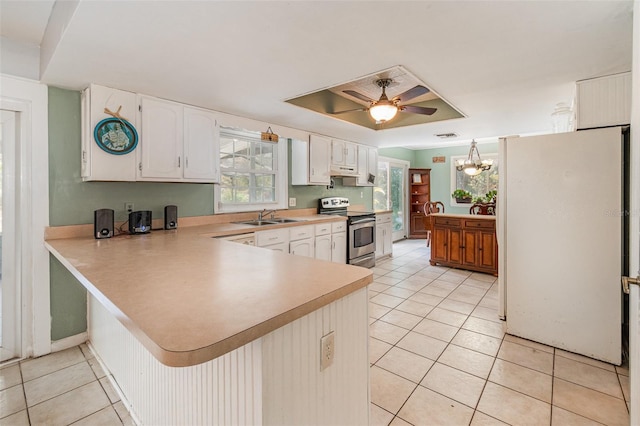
left=400, top=105, right=437, bottom=116
left=331, top=108, right=368, bottom=115
left=393, top=85, right=430, bottom=102
left=343, top=90, right=374, bottom=103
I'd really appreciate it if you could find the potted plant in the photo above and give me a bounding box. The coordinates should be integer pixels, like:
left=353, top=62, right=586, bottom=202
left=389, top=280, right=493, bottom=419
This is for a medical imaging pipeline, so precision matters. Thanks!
left=452, top=189, right=473, bottom=203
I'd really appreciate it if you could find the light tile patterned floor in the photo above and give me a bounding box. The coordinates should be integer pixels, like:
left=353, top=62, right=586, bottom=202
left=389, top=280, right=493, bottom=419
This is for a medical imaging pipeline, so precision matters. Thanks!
left=0, top=239, right=631, bottom=425
left=0, top=344, right=133, bottom=425
left=370, top=239, right=631, bottom=426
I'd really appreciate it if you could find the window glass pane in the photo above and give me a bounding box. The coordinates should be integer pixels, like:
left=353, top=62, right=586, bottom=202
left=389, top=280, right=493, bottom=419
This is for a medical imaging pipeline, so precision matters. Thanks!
left=374, top=162, right=389, bottom=211
left=452, top=155, right=499, bottom=201
left=218, top=127, right=280, bottom=209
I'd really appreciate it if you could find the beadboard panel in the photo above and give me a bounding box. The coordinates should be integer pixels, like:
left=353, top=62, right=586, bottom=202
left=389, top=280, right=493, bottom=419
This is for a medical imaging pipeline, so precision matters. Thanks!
left=88, top=296, right=263, bottom=425
left=262, top=287, right=370, bottom=425
left=577, top=72, right=631, bottom=129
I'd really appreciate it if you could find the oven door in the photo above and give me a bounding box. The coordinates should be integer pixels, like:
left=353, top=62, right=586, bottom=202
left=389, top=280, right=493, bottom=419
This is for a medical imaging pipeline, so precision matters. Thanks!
left=349, top=217, right=376, bottom=260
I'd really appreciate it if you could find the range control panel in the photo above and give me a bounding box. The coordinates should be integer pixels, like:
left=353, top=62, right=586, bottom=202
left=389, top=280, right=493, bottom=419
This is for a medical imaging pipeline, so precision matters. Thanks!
left=319, top=197, right=350, bottom=209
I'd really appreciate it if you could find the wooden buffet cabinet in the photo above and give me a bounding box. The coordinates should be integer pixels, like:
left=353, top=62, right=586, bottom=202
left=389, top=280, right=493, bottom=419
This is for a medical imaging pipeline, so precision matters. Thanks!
left=429, top=213, right=497, bottom=276
left=409, top=168, right=431, bottom=238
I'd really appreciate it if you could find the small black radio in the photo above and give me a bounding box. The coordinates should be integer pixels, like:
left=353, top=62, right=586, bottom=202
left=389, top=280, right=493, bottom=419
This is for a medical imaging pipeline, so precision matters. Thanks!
left=128, top=210, right=152, bottom=234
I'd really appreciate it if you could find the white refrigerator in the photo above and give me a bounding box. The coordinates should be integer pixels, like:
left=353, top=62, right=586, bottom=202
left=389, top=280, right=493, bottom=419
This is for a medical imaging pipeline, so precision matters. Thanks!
left=498, top=126, right=628, bottom=365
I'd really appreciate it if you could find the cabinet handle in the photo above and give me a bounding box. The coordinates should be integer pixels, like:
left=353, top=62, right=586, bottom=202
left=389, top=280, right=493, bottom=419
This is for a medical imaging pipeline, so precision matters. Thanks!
left=185, top=157, right=189, bottom=168
left=479, top=247, right=483, bottom=251
left=178, top=156, right=181, bottom=168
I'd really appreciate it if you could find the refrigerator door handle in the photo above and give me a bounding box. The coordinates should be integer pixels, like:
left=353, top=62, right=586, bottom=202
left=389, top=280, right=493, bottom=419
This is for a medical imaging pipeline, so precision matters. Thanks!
left=622, top=275, right=640, bottom=294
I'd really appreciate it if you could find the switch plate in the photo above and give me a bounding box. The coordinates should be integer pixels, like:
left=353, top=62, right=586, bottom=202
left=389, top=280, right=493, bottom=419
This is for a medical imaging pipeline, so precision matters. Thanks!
left=320, top=331, right=335, bottom=371
left=125, top=202, right=134, bottom=213
left=289, top=197, right=297, bottom=207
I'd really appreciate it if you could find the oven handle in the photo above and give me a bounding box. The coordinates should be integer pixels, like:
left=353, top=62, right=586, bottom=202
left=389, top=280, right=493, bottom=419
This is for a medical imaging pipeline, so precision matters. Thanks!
left=350, top=217, right=376, bottom=225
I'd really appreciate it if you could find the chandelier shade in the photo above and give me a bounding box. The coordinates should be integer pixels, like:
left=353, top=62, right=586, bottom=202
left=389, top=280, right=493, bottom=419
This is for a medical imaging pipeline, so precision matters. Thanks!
left=455, top=140, right=493, bottom=176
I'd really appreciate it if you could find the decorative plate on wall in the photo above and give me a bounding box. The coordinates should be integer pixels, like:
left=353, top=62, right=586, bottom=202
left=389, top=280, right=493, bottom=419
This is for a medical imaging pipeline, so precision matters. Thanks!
left=94, top=117, right=138, bottom=155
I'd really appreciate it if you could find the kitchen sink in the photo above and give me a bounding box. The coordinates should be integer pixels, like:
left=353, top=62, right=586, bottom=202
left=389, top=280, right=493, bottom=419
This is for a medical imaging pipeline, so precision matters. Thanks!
left=233, top=218, right=304, bottom=226
left=233, top=220, right=277, bottom=226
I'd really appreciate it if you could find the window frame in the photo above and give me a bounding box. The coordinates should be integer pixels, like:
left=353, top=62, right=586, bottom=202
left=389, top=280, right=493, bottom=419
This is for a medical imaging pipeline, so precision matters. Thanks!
left=449, top=152, right=499, bottom=207
left=214, top=127, right=288, bottom=214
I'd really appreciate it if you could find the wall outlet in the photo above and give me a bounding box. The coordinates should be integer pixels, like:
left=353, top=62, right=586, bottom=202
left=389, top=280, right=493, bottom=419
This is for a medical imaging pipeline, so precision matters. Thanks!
left=125, top=202, right=134, bottom=213
left=320, top=331, right=335, bottom=371
left=289, top=197, right=297, bottom=207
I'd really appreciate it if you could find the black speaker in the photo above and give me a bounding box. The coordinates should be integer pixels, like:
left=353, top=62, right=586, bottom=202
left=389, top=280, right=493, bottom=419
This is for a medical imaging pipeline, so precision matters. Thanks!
left=164, top=205, right=178, bottom=230
left=128, top=210, right=152, bottom=234
left=94, top=209, right=114, bottom=239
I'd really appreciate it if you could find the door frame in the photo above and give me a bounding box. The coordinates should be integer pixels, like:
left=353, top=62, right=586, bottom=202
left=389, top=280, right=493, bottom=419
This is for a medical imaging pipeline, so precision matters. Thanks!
left=0, top=75, right=50, bottom=360
left=1, top=110, right=19, bottom=361
left=378, top=156, right=410, bottom=241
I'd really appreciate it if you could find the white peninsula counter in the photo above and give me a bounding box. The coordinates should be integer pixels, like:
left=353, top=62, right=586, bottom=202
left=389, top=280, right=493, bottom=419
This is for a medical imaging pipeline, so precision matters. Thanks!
left=45, top=215, right=372, bottom=425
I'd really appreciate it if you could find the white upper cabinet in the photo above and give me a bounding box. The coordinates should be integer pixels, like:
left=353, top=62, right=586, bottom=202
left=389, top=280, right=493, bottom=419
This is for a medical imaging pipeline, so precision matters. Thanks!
left=138, top=96, right=184, bottom=180
left=291, top=134, right=331, bottom=185
left=343, top=144, right=378, bottom=187
left=330, top=139, right=358, bottom=175
left=183, top=107, right=220, bottom=181
left=576, top=72, right=631, bottom=130
left=81, top=84, right=138, bottom=181
left=137, top=96, right=219, bottom=183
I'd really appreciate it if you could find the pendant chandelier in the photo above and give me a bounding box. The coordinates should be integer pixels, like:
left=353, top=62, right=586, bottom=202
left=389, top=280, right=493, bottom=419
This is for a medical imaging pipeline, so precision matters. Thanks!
left=455, top=140, right=493, bottom=176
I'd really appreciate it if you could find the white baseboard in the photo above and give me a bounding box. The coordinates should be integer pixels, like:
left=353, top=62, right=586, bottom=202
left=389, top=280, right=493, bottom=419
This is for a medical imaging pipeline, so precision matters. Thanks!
left=51, top=332, right=88, bottom=352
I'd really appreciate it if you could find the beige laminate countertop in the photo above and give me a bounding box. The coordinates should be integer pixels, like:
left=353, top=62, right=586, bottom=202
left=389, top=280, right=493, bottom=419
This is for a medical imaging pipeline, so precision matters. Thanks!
left=45, top=214, right=373, bottom=367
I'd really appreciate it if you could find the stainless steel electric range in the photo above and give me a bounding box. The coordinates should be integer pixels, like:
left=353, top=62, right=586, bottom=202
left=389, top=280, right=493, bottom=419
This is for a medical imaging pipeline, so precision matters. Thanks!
left=318, top=197, right=376, bottom=268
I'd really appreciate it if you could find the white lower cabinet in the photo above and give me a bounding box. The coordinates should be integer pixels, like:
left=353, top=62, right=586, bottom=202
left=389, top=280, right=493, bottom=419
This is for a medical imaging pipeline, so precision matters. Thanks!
left=375, top=213, right=393, bottom=259
left=256, top=228, right=289, bottom=252
left=315, top=222, right=347, bottom=263
left=290, top=238, right=314, bottom=257
left=255, top=222, right=347, bottom=261
left=289, top=225, right=315, bottom=258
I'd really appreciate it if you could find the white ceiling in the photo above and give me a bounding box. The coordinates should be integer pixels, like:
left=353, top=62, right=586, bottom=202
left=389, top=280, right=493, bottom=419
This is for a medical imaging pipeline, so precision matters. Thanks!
left=0, top=1, right=634, bottom=149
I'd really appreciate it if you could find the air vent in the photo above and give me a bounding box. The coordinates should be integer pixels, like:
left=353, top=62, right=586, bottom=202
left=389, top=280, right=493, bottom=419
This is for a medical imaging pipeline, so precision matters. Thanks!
left=435, top=132, right=458, bottom=139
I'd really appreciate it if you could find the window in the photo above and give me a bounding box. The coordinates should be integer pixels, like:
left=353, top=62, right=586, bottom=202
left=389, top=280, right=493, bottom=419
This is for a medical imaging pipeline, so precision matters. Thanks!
left=450, top=153, right=499, bottom=207
left=214, top=127, right=287, bottom=213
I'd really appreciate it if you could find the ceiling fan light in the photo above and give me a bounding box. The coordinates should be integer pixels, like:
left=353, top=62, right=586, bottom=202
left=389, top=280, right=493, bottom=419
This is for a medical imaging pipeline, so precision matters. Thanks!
left=369, top=103, right=398, bottom=122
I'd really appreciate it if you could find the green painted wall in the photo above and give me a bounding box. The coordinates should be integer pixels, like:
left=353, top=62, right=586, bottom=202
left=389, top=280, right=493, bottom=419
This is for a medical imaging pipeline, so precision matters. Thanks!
left=414, top=142, right=498, bottom=215
left=378, top=147, right=415, bottom=165
left=48, top=87, right=217, bottom=340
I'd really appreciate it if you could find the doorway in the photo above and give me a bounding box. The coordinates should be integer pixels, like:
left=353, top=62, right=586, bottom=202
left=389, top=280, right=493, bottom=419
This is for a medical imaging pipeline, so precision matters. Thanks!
left=375, top=157, right=410, bottom=241
left=0, top=110, right=19, bottom=362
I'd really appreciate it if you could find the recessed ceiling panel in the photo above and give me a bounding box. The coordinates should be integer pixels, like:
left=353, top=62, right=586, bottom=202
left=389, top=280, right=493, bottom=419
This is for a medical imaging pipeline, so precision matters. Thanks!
left=285, top=65, right=465, bottom=131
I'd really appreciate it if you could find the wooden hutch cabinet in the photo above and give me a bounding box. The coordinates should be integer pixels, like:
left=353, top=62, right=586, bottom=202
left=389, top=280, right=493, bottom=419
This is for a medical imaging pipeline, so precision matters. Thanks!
left=408, top=168, right=431, bottom=238
left=430, top=214, right=497, bottom=276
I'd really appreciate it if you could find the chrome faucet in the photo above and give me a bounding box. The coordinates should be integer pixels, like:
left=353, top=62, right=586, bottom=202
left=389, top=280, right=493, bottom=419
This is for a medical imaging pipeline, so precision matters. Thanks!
left=258, top=209, right=277, bottom=221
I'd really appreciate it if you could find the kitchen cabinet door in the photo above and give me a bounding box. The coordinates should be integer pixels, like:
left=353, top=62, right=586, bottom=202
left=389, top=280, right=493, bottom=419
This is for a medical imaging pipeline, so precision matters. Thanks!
left=309, top=135, right=331, bottom=184
left=332, top=232, right=347, bottom=263
left=183, top=107, right=219, bottom=182
left=331, top=139, right=357, bottom=174
left=81, top=84, right=138, bottom=181
left=375, top=213, right=393, bottom=259
left=138, top=96, right=183, bottom=180
left=462, top=230, right=479, bottom=267
left=315, top=234, right=332, bottom=262
left=292, top=135, right=331, bottom=185
left=290, top=238, right=314, bottom=258
left=478, top=230, right=497, bottom=270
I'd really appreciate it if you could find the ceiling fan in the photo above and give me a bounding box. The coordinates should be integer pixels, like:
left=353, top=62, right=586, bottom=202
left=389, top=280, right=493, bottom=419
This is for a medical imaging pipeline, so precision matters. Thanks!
left=333, top=78, right=438, bottom=123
